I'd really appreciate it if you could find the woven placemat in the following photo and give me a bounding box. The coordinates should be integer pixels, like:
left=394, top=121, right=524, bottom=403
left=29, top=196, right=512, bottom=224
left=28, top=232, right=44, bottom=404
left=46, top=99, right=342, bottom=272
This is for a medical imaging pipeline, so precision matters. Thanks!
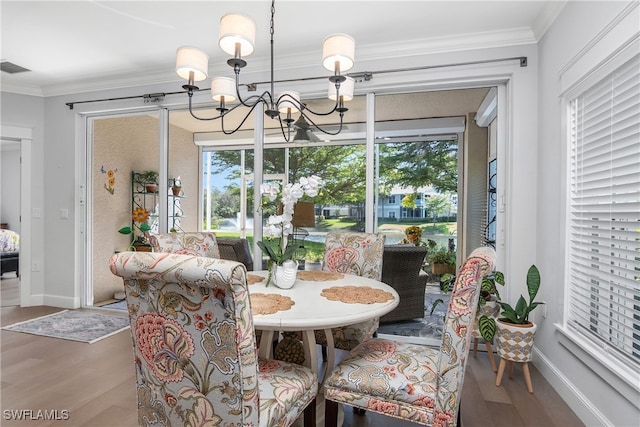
left=297, top=271, right=344, bottom=281
left=247, top=274, right=265, bottom=285
left=321, top=286, right=395, bottom=304
left=251, top=293, right=295, bottom=315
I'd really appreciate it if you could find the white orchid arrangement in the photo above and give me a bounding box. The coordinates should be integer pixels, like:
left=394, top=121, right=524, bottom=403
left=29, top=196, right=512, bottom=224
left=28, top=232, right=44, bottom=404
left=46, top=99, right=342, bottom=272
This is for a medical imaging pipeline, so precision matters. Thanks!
left=258, top=176, right=322, bottom=283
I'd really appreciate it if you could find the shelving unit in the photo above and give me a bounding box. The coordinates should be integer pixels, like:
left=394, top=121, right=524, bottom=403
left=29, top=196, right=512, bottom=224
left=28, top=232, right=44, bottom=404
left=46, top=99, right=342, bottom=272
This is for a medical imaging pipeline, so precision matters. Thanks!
left=131, top=172, right=185, bottom=239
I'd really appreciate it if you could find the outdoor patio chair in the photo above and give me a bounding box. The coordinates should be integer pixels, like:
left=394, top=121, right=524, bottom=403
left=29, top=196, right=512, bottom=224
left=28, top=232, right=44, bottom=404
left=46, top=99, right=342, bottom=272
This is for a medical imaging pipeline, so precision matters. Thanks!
left=216, top=237, right=254, bottom=271
left=323, top=246, right=496, bottom=427
left=379, top=244, right=429, bottom=323
left=109, top=251, right=318, bottom=427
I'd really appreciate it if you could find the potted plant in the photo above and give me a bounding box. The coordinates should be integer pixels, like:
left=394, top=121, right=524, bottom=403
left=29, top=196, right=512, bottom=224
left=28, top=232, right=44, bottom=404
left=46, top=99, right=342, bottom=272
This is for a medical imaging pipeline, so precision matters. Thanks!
left=476, top=270, right=505, bottom=342
left=400, top=225, right=423, bottom=245
left=304, top=248, right=323, bottom=271
left=495, top=264, right=543, bottom=362
left=140, top=170, right=159, bottom=193
left=493, top=264, right=543, bottom=393
left=429, top=271, right=455, bottom=316
left=473, top=270, right=505, bottom=372
left=171, top=177, right=182, bottom=196
left=428, top=246, right=456, bottom=275
left=257, top=176, right=322, bottom=287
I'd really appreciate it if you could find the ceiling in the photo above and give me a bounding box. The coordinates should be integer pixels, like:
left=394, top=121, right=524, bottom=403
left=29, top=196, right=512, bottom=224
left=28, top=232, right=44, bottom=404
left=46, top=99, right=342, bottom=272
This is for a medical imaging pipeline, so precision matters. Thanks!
left=0, top=1, right=566, bottom=98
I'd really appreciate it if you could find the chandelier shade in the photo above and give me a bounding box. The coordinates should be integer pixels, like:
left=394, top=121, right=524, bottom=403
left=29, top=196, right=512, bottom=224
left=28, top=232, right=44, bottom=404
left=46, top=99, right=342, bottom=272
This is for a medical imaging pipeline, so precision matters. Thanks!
left=277, top=91, right=301, bottom=114
left=175, top=0, right=355, bottom=142
left=328, top=76, right=355, bottom=101
left=218, top=13, right=256, bottom=57
left=175, top=46, right=209, bottom=82
left=322, top=34, right=356, bottom=74
left=211, top=77, right=237, bottom=102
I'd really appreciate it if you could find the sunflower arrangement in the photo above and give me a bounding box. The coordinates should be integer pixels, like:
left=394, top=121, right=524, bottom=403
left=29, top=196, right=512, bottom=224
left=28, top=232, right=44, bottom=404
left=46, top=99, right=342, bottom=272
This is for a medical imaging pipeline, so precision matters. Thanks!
left=118, top=207, right=152, bottom=249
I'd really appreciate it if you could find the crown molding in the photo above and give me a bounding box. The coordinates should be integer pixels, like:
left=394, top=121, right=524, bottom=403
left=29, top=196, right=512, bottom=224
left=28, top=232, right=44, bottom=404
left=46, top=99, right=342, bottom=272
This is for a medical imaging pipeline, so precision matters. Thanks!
left=6, top=27, right=540, bottom=98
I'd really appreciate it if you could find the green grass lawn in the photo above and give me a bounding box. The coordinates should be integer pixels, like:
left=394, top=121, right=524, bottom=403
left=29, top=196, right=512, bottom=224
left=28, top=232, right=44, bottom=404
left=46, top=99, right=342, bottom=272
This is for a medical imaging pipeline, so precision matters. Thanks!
left=210, top=219, right=457, bottom=258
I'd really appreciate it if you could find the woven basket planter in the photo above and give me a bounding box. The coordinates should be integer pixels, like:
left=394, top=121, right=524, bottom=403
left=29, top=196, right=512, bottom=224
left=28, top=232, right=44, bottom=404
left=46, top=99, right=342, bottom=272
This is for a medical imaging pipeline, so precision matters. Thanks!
left=431, top=263, right=455, bottom=275
left=496, top=319, right=537, bottom=362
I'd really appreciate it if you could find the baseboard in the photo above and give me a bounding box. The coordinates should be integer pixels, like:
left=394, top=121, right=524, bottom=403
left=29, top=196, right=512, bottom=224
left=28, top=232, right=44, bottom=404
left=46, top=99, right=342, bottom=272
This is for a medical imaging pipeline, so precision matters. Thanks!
left=377, top=333, right=441, bottom=347
left=40, top=294, right=81, bottom=309
left=28, top=294, right=44, bottom=306
left=532, top=347, right=612, bottom=426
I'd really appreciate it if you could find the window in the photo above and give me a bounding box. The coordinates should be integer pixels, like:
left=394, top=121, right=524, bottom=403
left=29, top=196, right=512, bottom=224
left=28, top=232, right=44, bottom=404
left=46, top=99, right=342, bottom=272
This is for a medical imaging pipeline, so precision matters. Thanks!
left=567, top=53, right=640, bottom=365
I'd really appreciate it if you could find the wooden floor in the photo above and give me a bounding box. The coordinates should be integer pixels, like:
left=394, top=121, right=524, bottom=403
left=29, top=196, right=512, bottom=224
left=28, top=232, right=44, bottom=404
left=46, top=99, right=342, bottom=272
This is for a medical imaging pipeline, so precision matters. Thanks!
left=0, top=275, right=20, bottom=307
left=1, top=306, right=584, bottom=427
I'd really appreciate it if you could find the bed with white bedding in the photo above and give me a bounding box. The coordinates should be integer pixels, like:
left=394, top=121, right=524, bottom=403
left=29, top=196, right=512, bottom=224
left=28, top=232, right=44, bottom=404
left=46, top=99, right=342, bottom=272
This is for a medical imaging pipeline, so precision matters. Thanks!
left=0, top=229, right=19, bottom=276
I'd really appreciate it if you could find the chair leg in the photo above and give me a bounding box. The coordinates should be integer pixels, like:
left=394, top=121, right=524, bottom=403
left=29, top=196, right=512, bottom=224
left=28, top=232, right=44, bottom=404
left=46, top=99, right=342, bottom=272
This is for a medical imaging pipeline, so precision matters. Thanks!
left=522, top=362, right=534, bottom=393
left=303, top=398, right=316, bottom=427
left=473, top=337, right=478, bottom=357
left=325, top=399, right=339, bottom=427
left=508, top=360, right=514, bottom=379
left=484, top=341, right=498, bottom=372
left=495, top=358, right=507, bottom=387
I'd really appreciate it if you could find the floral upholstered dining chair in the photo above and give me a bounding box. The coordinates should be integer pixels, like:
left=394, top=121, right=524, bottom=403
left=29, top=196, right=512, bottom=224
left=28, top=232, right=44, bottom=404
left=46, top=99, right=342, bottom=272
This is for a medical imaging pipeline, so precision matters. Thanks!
left=109, top=251, right=318, bottom=427
left=323, top=246, right=496, bottom=427
left=149, top=231, right=220, bottom=258
left=315, top=232, right=386, bottom=364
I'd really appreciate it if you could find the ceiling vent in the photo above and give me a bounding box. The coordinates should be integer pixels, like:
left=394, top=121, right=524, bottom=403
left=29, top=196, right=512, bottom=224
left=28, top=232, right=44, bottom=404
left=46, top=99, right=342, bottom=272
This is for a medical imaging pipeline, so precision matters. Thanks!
left=1, top=61, right=31, bottom=74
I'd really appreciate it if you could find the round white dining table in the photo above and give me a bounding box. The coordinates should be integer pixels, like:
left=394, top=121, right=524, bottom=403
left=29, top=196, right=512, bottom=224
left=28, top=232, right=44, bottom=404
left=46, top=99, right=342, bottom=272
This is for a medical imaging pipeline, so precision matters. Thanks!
left=248, top=269, right=399, bottom=426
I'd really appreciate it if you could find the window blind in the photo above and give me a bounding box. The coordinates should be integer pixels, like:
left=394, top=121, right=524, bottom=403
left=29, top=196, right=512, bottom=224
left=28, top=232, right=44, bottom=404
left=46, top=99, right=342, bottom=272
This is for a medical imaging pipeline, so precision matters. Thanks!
left=568, top=53, right=640, bottom=365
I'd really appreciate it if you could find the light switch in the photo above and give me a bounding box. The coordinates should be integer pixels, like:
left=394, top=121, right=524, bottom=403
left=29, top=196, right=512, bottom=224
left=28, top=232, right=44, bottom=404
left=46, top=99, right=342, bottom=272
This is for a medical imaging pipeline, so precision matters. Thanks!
left=60, top=209, right=69, bottom=219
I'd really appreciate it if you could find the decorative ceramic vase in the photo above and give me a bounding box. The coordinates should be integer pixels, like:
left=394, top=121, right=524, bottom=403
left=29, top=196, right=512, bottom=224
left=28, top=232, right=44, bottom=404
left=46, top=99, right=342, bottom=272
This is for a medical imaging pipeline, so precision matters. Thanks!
left=496, top=319, right=537, bottom=362
left=273, top=259, right=298, bottom=289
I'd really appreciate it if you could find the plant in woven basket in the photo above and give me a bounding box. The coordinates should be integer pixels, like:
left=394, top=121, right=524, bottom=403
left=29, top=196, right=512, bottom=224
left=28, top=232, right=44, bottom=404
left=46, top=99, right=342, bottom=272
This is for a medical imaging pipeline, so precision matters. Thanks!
left=480, top=265, right=543, bottom=342
left=274, top=332, right=305, bottom=365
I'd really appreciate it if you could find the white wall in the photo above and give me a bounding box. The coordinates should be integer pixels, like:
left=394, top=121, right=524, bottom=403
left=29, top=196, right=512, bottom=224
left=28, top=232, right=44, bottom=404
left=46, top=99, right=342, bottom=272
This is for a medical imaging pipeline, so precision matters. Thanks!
left=535, top=2, right=639, bottom=426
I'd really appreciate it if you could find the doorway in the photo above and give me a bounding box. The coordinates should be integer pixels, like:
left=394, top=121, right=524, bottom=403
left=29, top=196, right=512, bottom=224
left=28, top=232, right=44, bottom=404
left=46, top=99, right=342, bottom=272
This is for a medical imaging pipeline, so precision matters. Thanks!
left=0, top=125, right=32, bottom=307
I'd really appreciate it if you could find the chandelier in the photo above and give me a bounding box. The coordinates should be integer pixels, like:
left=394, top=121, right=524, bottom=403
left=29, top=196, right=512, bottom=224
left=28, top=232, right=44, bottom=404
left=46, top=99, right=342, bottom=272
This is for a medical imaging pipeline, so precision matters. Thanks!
left=175, top=0, right=355, bottom=142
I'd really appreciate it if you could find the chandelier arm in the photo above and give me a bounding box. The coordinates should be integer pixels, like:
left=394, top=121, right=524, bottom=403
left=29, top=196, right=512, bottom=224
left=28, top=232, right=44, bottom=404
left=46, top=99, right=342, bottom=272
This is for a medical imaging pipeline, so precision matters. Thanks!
left=298, top=97, right=343, bottom=117
left=299, top=110, right=345, bottom=136
left=220, top=100, right=267, bottom=135
left=186, top=92, right=226, bottom=121
left=273, top=92, right=342, bottom=118
left=276, top=115, right=295, bottom=142
left=232, top=70, right=265, bottom=108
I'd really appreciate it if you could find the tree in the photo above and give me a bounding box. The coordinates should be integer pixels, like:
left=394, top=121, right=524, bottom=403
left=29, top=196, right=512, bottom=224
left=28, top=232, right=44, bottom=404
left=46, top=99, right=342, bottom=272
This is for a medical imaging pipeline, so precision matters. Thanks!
left=426, top=194, right=452, bottom=224
left=378, top=140, right=458, bottom=193
left=206, top=145, right=367, bottom=215
left=401, top=193, right=417, bottom=209
left=213, top=189, right=240, bottom=219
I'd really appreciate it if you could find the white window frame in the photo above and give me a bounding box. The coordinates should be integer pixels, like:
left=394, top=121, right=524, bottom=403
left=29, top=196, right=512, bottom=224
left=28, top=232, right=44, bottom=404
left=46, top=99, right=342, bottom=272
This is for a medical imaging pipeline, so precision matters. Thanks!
left=559, top=36, right=640, bottom=397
